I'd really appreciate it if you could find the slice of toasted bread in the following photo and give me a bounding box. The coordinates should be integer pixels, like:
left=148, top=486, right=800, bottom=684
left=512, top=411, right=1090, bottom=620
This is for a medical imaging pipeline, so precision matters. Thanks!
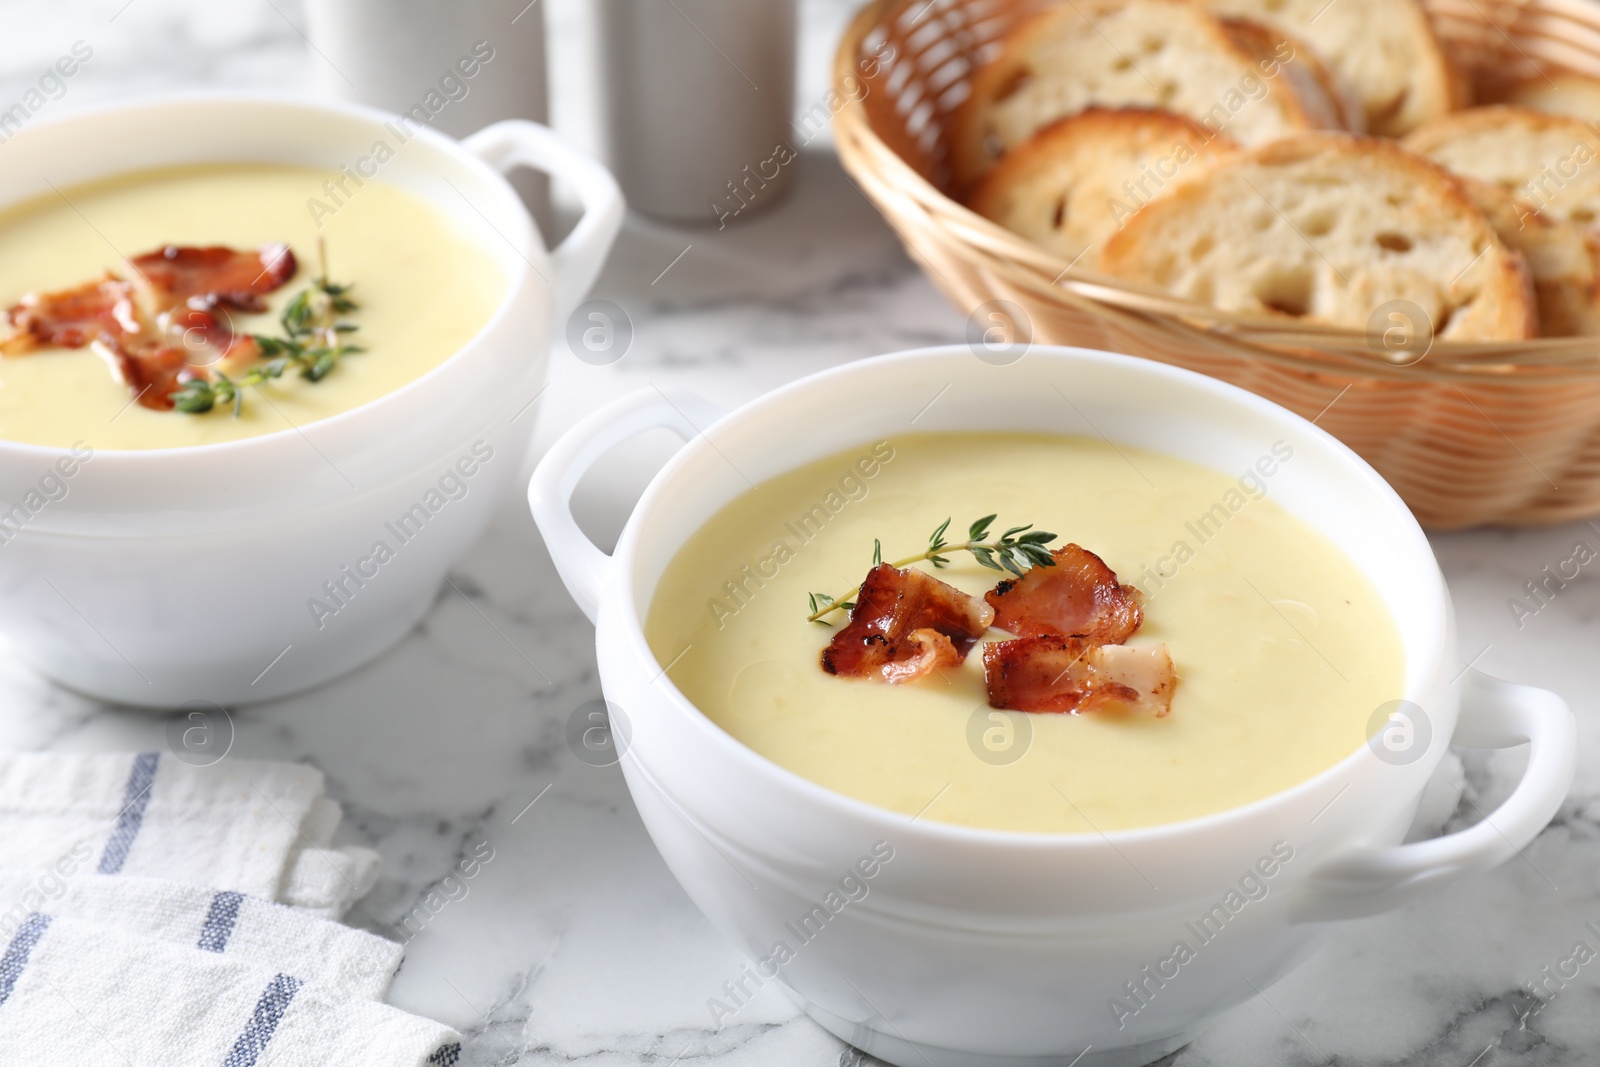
left=1463, top=178, right=1600, bottom=337
left=1095, top=132, right=1536, bottom=341
left=1404, top=106, right=1600, bottom=231
left=1479, top=69, right=1600, bottom=122
left=1199, top=0, right=1463, bottom=135
left=1219, top=17, right=1364, bottom=133
left=967, top=108, right=1238, bottom=263
left=947, top=0, right=1343, bottom=192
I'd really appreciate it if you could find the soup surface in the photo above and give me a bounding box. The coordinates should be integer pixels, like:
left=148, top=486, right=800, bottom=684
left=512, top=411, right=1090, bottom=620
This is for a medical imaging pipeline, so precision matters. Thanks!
left=646, top=432, right=1405, bottom=833
left=0, top=164, right=504, bottom=449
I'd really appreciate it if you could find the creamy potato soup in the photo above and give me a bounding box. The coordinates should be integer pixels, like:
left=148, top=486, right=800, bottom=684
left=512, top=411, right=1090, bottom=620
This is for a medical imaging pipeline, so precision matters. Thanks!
left=0, top=164, right=504, bottom=449
left=646, top=432, right=1405, bottom=834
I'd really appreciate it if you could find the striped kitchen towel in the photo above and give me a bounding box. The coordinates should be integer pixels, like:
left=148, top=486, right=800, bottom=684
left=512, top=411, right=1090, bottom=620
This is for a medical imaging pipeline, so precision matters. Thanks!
left=0, top=752, right=462, bottom=1063
left=0, top=871, right=403, bottom=1001
left=0, top=751, right=378, bottom=918
left=0, top=908, right=461, bottom=1065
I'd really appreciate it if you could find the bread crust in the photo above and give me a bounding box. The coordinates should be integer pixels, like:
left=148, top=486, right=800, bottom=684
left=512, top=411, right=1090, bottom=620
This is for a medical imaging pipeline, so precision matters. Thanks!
left=1462, top=177, right=1600, bottom=337
left=1477, top=69, right=1600, bottom=122
left=1219, top=17, right=1359, bottom=133
left=1404, top=105, right=1600, bottom=232
left=967, top=107, right=1239, bottom=263
left=947, top=0, right=1343, bottom=192
left=1197, top=0, right=1463, bottom=135
left=1096, top=132, right=1537, bottom=341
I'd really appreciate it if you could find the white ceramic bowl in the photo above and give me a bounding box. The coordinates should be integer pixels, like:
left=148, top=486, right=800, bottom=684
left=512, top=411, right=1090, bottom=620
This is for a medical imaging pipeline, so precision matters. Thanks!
left=531, top=346, right=1575, bottom=1067
left=0, top=95, right=621, bottom=707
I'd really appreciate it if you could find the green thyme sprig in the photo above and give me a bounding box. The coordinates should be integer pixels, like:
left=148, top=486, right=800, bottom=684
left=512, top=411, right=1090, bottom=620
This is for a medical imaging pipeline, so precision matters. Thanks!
left=172, top=243, right=363, bottom=416
left=806, top=514, right=1058, bottom=624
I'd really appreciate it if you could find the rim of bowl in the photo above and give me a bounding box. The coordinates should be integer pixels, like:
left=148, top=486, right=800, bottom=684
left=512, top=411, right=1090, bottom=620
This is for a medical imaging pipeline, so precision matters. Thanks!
left=614, top=344, right=1451, bottom=849
left=0, top=90, right=540, bottom=463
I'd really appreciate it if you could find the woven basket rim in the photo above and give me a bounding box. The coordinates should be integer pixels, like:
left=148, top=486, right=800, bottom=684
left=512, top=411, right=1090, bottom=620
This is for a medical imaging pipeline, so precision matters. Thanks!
left=832, top=0, right=1600, bottom=380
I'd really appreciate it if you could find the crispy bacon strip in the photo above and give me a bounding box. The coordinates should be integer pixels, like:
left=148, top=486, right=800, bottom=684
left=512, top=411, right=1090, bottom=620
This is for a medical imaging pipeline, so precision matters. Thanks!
left=93, top=308, right=261, bottom=411
left=822, top=564, right=995, bottom=683
left=2, top=276, right=135, bottom=354
left=985, top=544, right=1143, bottom=643
left=167, top=305, right=260, bottom=362
left=883, top=629, right=963, bottom=683
left=128, top=244, right=296, bottom=312
left=94, top=334, right=192, bottom=409
left=2, top=243, right=295, bottom=411
left=984, top=636, right=1176, bottom=715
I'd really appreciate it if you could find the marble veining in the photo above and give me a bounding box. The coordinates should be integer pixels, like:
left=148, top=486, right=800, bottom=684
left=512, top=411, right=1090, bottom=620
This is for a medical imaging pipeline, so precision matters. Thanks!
left=2, top=1, right=1599, bottom=1064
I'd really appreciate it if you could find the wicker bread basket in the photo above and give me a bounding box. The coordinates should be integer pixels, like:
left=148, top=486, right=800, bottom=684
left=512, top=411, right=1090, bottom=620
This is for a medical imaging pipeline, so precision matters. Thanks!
left=833, top=0, right=1600, bottom=528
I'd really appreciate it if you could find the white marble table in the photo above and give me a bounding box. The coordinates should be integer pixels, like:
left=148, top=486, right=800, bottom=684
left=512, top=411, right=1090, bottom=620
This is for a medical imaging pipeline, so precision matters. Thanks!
left=2, top=2, right=1599, bottom=1064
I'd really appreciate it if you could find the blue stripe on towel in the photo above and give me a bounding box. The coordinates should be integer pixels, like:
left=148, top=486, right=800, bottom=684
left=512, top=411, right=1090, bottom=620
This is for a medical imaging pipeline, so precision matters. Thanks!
left=222, top=973, right=302, bottom=1067
left=198, top=891, right=244, bottom=953
left=97, top=751, right=159, bottom=875
left=427, top=1043, right=461, bottom=1065
left=0, top=913, right=51, bottom=1007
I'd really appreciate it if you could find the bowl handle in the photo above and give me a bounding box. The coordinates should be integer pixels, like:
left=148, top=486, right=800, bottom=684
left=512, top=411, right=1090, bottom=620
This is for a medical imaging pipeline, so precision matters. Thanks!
left=529, top=388, right=723, bottom=624
left=1293, top=669, right=1574, bottom=922
left=461, top=119, right=625, bottom=320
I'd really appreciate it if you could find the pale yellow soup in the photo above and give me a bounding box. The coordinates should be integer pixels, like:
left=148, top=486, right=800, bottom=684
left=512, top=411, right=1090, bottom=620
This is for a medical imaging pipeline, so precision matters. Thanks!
left=0, top=164, right=505, bottom=449
left=646, top=433, right=1405, bottom=834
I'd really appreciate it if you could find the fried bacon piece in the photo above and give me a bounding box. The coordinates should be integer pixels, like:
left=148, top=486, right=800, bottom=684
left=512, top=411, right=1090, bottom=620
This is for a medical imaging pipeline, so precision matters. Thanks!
left=127, top=244, right=296, bottom=312
left=984, top=636, right=1176, bottom=715
left=1, top=276, right=136, bottom=354
left=822, top=564, right=996, bottom=684
left=2, top=243, right=296, bottom=410
left=94, top=334, right=193, bottom=409
left=881, top=629, right=964, bottom=683
left=93, top=308, right=262, bottom=410
left=985, top=544, right=1143, bottom=643
left=164, top=305, right=260, bottom=362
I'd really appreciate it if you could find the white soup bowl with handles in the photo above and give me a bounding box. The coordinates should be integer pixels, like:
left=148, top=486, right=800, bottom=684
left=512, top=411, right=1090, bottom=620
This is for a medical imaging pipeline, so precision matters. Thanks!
left=529, top=345, right=1575, bottom=1067
left=0, top=94, right=622, bottom=707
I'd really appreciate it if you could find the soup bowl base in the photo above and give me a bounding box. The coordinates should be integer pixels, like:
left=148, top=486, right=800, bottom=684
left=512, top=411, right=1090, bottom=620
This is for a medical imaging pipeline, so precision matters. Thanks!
left=15, top=579, right=438, bottom=709
left=800, top=999, right=1196, bottom=1067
